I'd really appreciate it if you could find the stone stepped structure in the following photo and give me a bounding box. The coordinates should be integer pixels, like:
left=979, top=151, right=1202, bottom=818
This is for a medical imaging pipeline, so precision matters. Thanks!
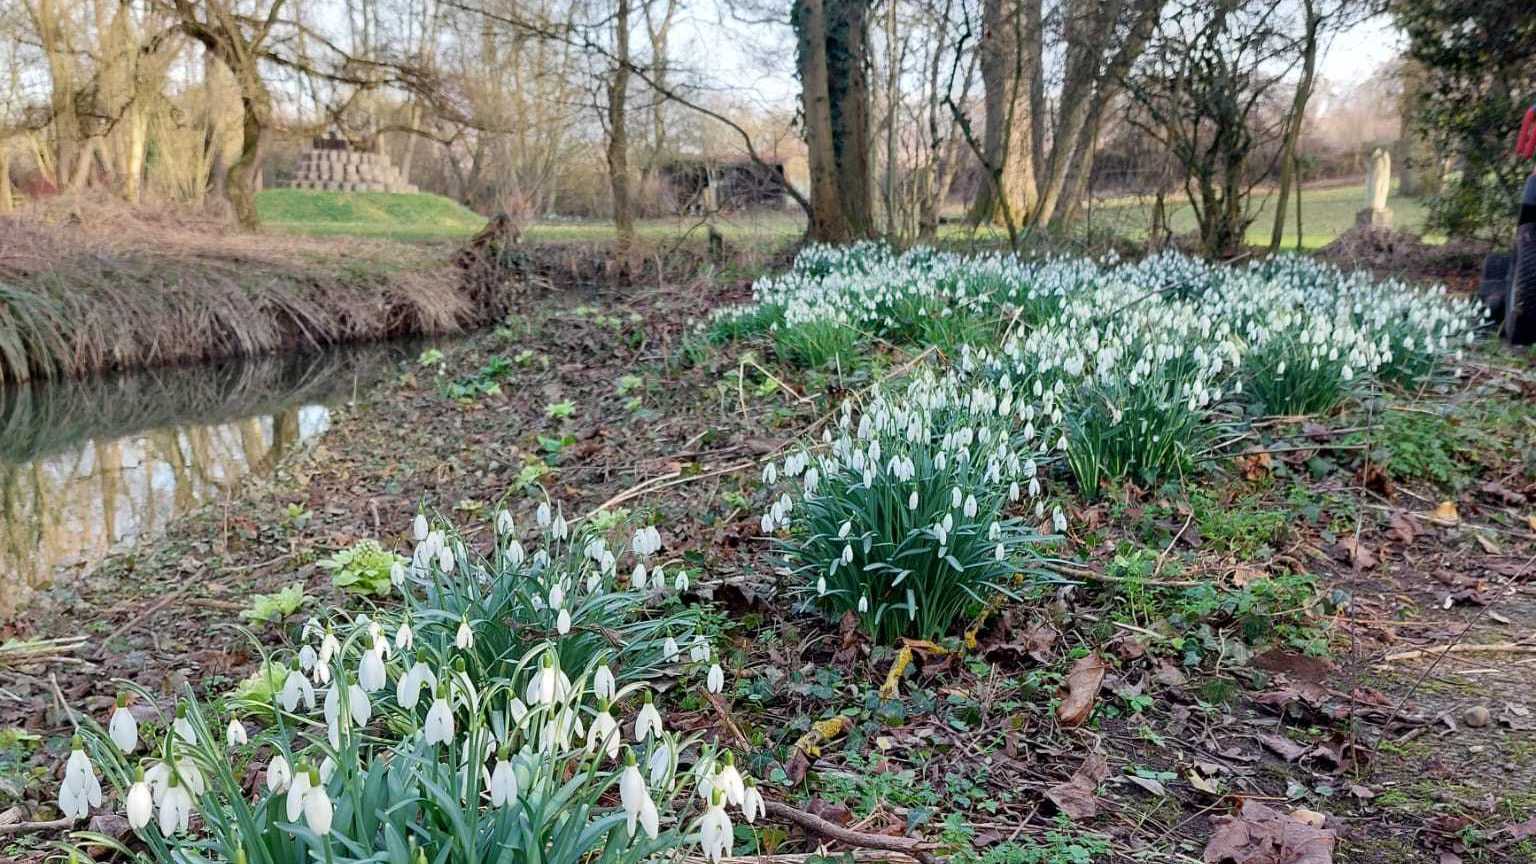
left=286, top=138, right=418, bottom=194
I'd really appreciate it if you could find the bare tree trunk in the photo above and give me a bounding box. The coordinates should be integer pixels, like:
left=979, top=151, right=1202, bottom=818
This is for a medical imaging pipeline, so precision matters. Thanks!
left=31, top=0, right=81, bottom=189
left=226, top=82, right=271, bottom=230
left=607, top=0, right=634, bottom=251
left=971, top=0, right=1040, bottom=226
left=0, top=144, right=13, bottom=214
left=797, top=0, right=856, bottom=243
left=1268, top=0, right=1319, bottom=253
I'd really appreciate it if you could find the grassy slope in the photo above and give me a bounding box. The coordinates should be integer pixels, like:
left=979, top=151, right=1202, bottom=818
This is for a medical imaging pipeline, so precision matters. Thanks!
left=1087, top=181, right=1436, bottom=249
left=258, top=181, right=1433, bottom=251
left=257, top=189, right=488, bottom=241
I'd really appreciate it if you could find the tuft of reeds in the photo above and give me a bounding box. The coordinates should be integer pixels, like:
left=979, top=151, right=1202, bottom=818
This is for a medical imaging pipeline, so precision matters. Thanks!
left=0, top=201, right=471, bottom=383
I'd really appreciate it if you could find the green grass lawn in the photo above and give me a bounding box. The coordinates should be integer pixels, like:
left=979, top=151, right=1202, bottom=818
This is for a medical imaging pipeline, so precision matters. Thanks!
left=258, top=182, right=1427, bottom=251
left=257, top=189, right=488, bottom=242
left=1084, top=181, right=1437, bottom=249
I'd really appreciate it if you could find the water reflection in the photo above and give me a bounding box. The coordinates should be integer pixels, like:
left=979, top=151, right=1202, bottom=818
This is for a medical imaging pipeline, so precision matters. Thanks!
left=0, top=348, right=403, bottom=622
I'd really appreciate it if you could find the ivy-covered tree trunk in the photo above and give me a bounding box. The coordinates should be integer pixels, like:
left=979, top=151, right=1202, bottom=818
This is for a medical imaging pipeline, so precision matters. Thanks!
left=794, top=0, right=874, bottom=242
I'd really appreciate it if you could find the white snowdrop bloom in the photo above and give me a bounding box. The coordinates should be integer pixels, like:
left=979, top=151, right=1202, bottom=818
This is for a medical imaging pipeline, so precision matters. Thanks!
left=587, top=708, right=621, bottom=760
left=963, top=494, right=978, bottom=518
left=634, top=692, right=664, bottom=741
left=816, top=575, right=828, bottom=596
left=108, top=700, right=138, bottom=753
left=715, top=752, right=746, bottom=806
left=413, top=514, right=429, bottom=542
left=226, top=718, right=248, bottom=748
left=908, top=490, right=919, bottom=510
left=631, top=563, right=649, bottom=589
left=1052, top=507, right=1068, bottom=533
left=649, top=740, right=673, bottom=787
left=857, top=595, right=869, bottom=613
left=319, top=629, right=341, bottom=668
left=674, top=569, right=689, bottom=592
left=690, top=635, right=711, bottom=663
left=620, top=754, right=659, bottom=839
left=761, top=462, right=777, bottom=485
left=556, top=608, right=572, bottom=635
left=425, top=692, right=456, bottom=745
left=526, top=654, right=571, bottom=706
left=456, top=617, right=475, bottom=650
left=266, top=754, right=293, bottom=793
left=173, top=711, right=196, bottom=745
left=838, top=520, right=851, bottom=539
left=663, top=636, right=680, bottom=663
left=548, top=583, right=565, bottom=610
left=125, top=772, right=153, bottom=830
left=359, top=647, right=387, bottom=693
left=759, top=513, right=775, bottom=534
left=58, top=742, right=101, bottom=820
left=593, top=663, right=617, bottom=701
left=841, top=544, right=853, bottom=564
left=158, top=779, right=193, bottom=835
left=743, top=780, right=766, bottom=824
left=395, top=619, right=414, bottom=652
left=699, top=791, right=735, bottom=862
left=707, top=659, right=725, bottom=694
left=496, top=508, right=514, bottom=536
left=489, top=755, right=518, bottom=808
left=397, top=662, right=436, bottom=711
left=505, top=541, right=526, bottom=567
left=536, top=501, right=552, bottom=528
left=299, top=643, right=318, bottom=672
left=552, top=509, right=569, bottom=540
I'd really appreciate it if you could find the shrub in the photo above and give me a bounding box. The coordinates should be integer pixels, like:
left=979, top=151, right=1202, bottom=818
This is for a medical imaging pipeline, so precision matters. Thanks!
left=761, top=371, right=1056, bottom=643
left=322, top=540, right=404, bottom=597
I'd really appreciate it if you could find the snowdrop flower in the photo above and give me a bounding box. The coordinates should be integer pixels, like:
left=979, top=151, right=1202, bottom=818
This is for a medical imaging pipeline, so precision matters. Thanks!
left=908, top=490, right=919, bottom=510
left=456, top=616, right=474, bottom=650
left=505, top=540, right=525, bottom=567
left=620, top=750, right=660, bottom=839
left=125, top=769, right=153, bottom=830
left=663, top=636, right=680, bottom=663
left=299, top=643, right=318, bottom=672
left=699, top=789, right=734, bottom=862
left=587, top=704, right=621, bottom=760
left=496, top=508, right=514, bottom=536
left=226, top=717, right=248, bottom=748
left=437, top=543, right=456, bottom=573
left=396, top=618, right=414, bottom=652
left=634, top=691, right=664, bottom=741
left=267, top=754, right=293, bottom=793
left=158, top=776, right=193, bottom=836
left=303, top=772, right=333, bottom=836
left=816, top=575, right=828, bottom=596
left=172, top=706, right=196, bottom=745
left=631, top=563, right=648, bottom=589
left=359, top=647, right=387, bottom=693
left=397, top=662, right=436, bottom=711
left=963, top=494, right=978, bottom=518
left=706, top=656, right=725, bottom=694
left=552, top=508, right=569, bottom=540
left=425, top=686, right=456, bottom=745
left=390, top=560, right=406, bottom=588
left=413, top=514, right=429, bottom=542
left=593, top=662, right=617, bottom=701
left=715, top=750, right=745, bottom=806
left=108, top=696, right=137, bottom=753
left=1052, top=507, right=1068, bottom=533
left=508, top=696, right=530, bottom=728
left=318, top=628, right=341, bottom=669
left=690, top=635, right=711, bottom=663
left=858, top=595, right=869, bottom=613
left=58, top=739, right=101, bottom=820
left=648, top=740, right=673, bottom=787
left=674, top=569, right=689, bottom=592
left=488, top=747, right=518, bottom=808
left=557, top=608, right=572, bottom=635
left=742, top=779, right=765, bottom=823
left=526, top=653, right=572, bottom=705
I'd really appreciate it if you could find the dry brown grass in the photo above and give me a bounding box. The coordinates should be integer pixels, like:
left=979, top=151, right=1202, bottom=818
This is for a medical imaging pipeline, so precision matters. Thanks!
left=0, top=197, right=468, bottom=383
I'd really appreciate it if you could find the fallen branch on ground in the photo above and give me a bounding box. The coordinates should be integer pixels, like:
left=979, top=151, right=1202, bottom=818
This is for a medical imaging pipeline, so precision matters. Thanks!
left=1381, top=642, right=1536, bottom=663
left=763, top=800, right=943, bottom=864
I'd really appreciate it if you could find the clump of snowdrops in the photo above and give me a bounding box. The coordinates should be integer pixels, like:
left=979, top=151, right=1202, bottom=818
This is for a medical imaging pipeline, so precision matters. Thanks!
left=711, top=245, right=1483, bottom=495
left=57, top=504, right=761, bottom=864
left=760, top=369, right=1060, bottom=643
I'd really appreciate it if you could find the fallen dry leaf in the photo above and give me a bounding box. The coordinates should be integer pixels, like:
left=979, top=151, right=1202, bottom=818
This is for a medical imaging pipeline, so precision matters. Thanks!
left=1057, top=653, right=1107, bottom=727
left=1388, top=512, right=1417, bottom=544
left=1203, top=799, right=1336, bottom=864
left=1259, top=733, right=1309, bottom=762
left=1233, top=564, right=1268, bottom=587
left=1045, top=751, right=1109, bottom=820
left=1473, top=532, right=1501, bottom=555
left=1507, top=815, right=1536, bottom=840
left=1337, top=537, right=1377, bottom=570
left=1429, top=500, right=1460, bottom=527
left=1527, top=514, right=1536, bottom=533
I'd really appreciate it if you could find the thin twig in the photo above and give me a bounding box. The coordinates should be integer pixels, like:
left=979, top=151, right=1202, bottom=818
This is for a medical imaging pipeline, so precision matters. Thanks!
left=763, top=800, right=943, bottom=864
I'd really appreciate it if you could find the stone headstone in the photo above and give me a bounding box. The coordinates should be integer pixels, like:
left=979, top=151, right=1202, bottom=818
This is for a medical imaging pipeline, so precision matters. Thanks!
left=1356, top=147, right=1392, bottom=228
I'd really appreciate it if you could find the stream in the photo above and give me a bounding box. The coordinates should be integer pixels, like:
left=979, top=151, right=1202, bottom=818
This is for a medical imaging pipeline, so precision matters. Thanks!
left=0, top=346, right=411, bottom=624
